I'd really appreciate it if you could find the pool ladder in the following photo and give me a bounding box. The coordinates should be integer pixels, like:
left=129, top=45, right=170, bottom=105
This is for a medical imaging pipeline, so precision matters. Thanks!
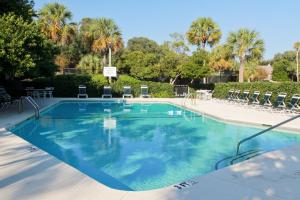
left=182, top=93, right=197, bottom=106
left=24, top=96, right=40, bottom=118
left=215, top=114, right=300, bottom=170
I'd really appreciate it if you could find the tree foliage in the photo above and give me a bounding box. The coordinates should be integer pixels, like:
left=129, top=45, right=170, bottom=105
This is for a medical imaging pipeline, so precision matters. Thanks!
left=38, top=3, right=73, bottom=44
left=77, top=54, right=102, bottom=74
left=209, top=45, right=233, bottom=73
left=124, top=51, right=160, bottom=80
left=272, top=58, right=293, bottom=81
left=227, top=29, right=264, bottom=82
left=0, top=14, right=57, bottom=79
left=186, top=17, right=221, bottom=49
left=80, top=18, right=123, bottom=65
left=272, top=51, right=296, bottom=81
left=0, top=0, right=35, bottom=21
left=180, top=50, right=211, bottom=82
left=157, top=45, right=187, bottom=83
left=127, top=37, right=161, bottom=54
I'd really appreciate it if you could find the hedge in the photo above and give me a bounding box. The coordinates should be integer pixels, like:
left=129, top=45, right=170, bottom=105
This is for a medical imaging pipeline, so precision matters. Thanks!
left=112, top=75, right=174, bottom=97
left=21, top=74, right=174, bottom=98
left=213, top=82, right=300, bottom=103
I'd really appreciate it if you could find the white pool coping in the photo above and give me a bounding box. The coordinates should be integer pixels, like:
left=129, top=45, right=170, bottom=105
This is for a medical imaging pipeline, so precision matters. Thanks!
left=0, top=98, right=299, bottom=200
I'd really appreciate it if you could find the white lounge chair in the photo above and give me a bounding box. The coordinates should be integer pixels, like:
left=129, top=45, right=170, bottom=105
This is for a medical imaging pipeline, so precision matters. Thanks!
left=123, top=86, right=133, bottom=98
left=102, top=86, right=112, bottom=98
left=77, top=85, right=88, bottom=98
left=140, top=85, right=150, bottom=98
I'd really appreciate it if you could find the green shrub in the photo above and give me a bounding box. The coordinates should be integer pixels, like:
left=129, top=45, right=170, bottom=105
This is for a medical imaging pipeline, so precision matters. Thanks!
left=213, top=82, right=300, bottom=103
left=22, top=74, right=174, bottom=98
left=112, top=75, right=174, bottom=97
left=144, top=81, right=174, bottom=98
left=111, top=75, right=141, bottom=96
left=22, top=74, right=107, bottom=97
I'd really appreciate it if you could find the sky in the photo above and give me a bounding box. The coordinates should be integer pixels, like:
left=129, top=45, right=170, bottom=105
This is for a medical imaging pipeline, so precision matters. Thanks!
left=34, top=0, right=300, bottom=59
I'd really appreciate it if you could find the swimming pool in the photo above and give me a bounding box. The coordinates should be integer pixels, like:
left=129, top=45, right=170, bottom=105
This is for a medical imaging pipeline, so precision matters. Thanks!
left=10, top=100, right=300, bottom=191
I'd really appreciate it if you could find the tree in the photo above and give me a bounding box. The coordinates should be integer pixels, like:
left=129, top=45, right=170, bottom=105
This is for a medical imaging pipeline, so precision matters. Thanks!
left=272, top=60, right=291, bottom=81
left=180, top=50, right=211, bottom=83
left=127, top=37, right=162, bottom=54
left=244, top=60, right=259, bottom=82
left=77, top=54, right=101, bottom=74
left=186, top=17, right=221, bottom=49
left=273, top=51, right=297, bottom=80
left=157, top=46, right=187, bottom=84
left=227, top=29, right=264, bottom=82
left=55, top=39, right=82, bottom=71
left=61, top=23, right=78, bottom=45
left=38, top=3, right=72, bottom=44
left=164, top=33, right=190, bottom=55
left=209, top=45, right=234, bottom=81
left=0, top=0, right=35, bottom=21
left=122, top=51, right=160, bottom=80
left=0, top=14, right=57, bottom=79
left=83, top=18, right=123, bottom=66
left=293, top=42, right=300, bottom=82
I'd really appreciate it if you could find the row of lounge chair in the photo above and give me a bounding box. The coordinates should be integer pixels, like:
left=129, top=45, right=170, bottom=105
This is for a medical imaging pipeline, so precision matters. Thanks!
left=0, top=86, right=20, bottom=111
left=226, top=89, right=300, bottom=112
left=78, top=85, right=151, bottom=98
left=26, top=87, right=54, bottom=98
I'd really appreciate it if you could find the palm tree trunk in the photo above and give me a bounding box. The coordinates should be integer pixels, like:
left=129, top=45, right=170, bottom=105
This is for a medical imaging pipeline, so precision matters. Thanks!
left=102, top=55, right=107, bottom=66
left=239, top=58, right=245, bottom=83
left=108, top=47, right=112, bottom=67
left=297, top=50, right=299, bottom=82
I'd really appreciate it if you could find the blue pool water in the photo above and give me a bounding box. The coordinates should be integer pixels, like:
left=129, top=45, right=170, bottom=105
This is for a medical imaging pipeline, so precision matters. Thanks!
left=11, top=101, right=300, bottom=191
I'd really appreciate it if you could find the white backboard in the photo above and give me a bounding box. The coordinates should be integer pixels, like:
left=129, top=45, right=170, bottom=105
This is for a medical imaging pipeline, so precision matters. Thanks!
left=103, top=66, right=117, bottom=77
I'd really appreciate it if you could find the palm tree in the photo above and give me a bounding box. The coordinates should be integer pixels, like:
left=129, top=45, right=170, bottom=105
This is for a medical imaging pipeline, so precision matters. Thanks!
left=39, top=3, right=72, bottom=44
left=77, top=54, right=101, bottom=74
left=186, top=17, right=222, bottom=49
left=61, top=23, right=77, bottom=45
left=293, top=42, right=300, bottom=82
left=89, top=18, right=123, bottom=66
left=227, top=29, right=264, bottom=82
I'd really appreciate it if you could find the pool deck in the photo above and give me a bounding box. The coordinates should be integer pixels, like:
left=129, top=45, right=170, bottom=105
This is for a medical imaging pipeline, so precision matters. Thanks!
left=0, top=98, right=299, bottom=200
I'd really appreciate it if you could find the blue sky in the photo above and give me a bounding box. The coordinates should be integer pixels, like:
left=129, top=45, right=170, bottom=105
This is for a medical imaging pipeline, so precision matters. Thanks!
left=34, top=0, right=300, bottom=59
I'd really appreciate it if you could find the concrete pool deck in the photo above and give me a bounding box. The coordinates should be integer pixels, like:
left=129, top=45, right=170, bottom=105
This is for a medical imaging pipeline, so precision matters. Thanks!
left=0, top=98, right=299, bottom=200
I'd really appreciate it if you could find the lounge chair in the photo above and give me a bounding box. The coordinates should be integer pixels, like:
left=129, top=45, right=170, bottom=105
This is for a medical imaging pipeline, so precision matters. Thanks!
left=227, top=89, right=234, bottom=101
left=273, top=92, right=287, bottom=109
left=123, top=86, right=133, bottom=98
left=287, top=94, right=300, bottom=112
left=45, top=87, right=54, bottom=98
left=0, top=86, right=20, bottom=111
left=239, top=90, right=250, bottom=104
left=233, top=90, right=240, bottom=102
left=102, top=86, right=112, bottom=98
left=25, top=87, right=34, bottom=97
left=249, top=91, right=260, bottom=105
left=77, top=85, right=88, bottom=98
left=261, top=91, right=272, bottom=107
left=0, top=94, right=10, bottom=111
left=140, top=85, right=150, bottom=98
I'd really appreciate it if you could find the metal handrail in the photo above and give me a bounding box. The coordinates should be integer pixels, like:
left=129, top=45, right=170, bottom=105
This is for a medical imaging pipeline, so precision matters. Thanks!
left=235, top=114, right=300, bottom=156
left=215, top=149, right=262, bottom=170
left=183, top=93, right=197, bottom=105
left=24, top=96, right=40, bottom=118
